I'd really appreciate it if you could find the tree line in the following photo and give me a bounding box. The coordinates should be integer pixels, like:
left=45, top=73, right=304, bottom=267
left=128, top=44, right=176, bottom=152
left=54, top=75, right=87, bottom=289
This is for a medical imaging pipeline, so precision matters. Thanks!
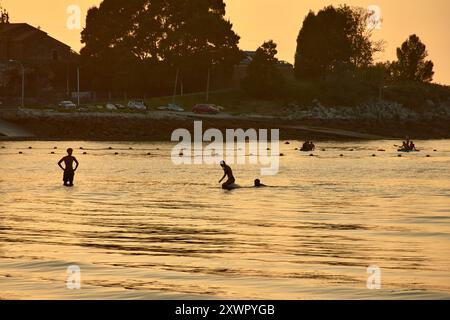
left=246, top=5, right=435, bottom=101
left=80, top=0, right=243, bottom=96
left=0, top=1, right=439, bottom=103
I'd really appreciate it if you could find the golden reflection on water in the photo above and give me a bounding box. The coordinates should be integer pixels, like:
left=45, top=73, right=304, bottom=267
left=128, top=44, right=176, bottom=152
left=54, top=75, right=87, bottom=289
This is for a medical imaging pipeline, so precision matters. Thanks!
left=0, top=140, right=449, bottom=299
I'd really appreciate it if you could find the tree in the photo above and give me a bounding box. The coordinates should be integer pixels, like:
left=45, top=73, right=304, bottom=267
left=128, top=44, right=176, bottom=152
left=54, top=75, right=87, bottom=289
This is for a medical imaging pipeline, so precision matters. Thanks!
left=294, top=5, right=382, bottom=79
left=80, top=0, right=242, bottom=95
left=242, top=40, right=285, bottom=99
left=391, top=34, right=434, bottom=82
left=0, top=2, right=9, bottom=23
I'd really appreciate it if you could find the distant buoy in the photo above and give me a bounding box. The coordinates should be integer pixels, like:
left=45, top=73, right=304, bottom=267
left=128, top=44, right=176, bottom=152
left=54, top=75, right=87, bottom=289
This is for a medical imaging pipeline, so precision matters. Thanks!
left=433, top=150, right=437, bottom=152
left=350, top=149, right=354, bottom=151
left=398, top=154, right=402, bottom=157
left=280, top=153, right=285, bottom=156
left=28, top=146, right=32, bottom=149
left=129, top=147, right=133, bottom=150
left=54, top=147, right=58, bottom=149
left=340, top=154, right=344, bottom=157
left=19, top=151, right=23, bottom=154
left=285, top=142, right=290, bottom=145
left=267, top=148, right=271, bottom=151
left=83, top=152, right=87, bottom=155
left=372, top=154, right=376, bottom=157
left=309, top=154, right=314, bottom=157
left=80, top=147, right=84, bottom=150
left=294, top=148, right=298, bottom=151
left=109, top=147, right=113, bottom=150
left=51, top=152, right=55, bottom=154
left=322, top=149, right=326, bottom=152
left=426, top=155, right=431, bottom=157
left=156, top=148, right=160, bottom=150
left=1, top=146, right=5, bottom=149
left=147, top=153, right=151, bottom=155
left=114, top=152, right=119, bottom=155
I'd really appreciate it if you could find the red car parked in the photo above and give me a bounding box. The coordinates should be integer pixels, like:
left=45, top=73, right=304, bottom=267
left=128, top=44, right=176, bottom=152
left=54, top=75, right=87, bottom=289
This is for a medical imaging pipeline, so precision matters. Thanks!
left=192, top=104, right=220, bottom=114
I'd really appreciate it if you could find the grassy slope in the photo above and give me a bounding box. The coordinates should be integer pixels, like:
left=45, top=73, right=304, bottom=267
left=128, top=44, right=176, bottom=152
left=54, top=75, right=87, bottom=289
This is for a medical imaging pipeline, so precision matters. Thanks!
left=145, top=69, right=450, bottom=115
left=22, top=68, right=450, bottom=116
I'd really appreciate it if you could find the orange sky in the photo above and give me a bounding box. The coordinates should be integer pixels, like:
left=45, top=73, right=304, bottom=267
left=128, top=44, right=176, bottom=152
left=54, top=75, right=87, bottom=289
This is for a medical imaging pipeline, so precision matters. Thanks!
left=2, top=0, right=450, bottom=84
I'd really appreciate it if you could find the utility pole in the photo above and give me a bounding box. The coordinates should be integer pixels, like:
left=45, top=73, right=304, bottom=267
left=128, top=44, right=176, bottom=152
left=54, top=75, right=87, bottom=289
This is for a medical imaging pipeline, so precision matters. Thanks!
left=206, top=67, right=211, bottom=103
left=172, top=68, right=180, bottom=105
left=66, top=63, right=70, bottom=97
left=77, top=66, right=80, bottom=107
left=9, top=60, right=25, bottom=107
left=21, top=65, right=25, bottom=107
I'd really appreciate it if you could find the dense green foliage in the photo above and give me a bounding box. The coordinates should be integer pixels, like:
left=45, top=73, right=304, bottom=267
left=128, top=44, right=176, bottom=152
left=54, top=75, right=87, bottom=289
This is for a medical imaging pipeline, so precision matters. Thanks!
left=0, top=2, right=9, bottom=23
left=1, top=1, right=448, bottom=110
left=294, top=5, right=381, bottom=79
left=80, top=0, right=242, bottom=95
left=242, top=41, right=285, bottom=99
left=288, top=5, right=444, bottom=108
left=391, top=34, right=434, bottom=83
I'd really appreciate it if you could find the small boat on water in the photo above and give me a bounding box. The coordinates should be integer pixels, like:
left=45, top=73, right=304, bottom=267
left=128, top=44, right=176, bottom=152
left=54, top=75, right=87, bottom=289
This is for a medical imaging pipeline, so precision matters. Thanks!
left=398, top=148, right=420, bottom=153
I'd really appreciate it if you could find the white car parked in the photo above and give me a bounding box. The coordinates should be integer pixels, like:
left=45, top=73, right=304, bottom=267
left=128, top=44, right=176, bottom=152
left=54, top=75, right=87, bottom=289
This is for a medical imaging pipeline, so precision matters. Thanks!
left=106, top=103, right=118, bottom=111
left=58, top=101, right=77, bottom=110
left=115, top=104, right=127, bottom=110
left=127, top=100, right=147, bottom=110
left=158, top=104, right=184, bottom=112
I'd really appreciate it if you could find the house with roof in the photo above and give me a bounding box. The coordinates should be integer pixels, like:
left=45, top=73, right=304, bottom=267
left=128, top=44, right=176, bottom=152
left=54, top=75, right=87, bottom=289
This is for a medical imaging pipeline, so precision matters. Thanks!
left=0, top=23, right=74, bottom=63
left=232, top=50, right=294, bottom=88
left=0, top=23, right=79, bottom=103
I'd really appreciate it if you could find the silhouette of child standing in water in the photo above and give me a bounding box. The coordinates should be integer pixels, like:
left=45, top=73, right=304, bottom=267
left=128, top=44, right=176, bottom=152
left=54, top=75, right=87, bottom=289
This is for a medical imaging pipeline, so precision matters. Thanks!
left=58, top=148, right=79, bottom=187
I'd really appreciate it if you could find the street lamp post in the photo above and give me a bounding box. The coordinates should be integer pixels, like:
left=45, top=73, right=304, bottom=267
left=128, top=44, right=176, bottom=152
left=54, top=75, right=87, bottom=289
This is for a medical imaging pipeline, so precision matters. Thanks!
left=77, top=66, right=80, bottom=107
left=379, top=85, right=388, bottom=102
left=9, top=59, right=25, bottom=108
left=206, top=67, right=211, bottom=103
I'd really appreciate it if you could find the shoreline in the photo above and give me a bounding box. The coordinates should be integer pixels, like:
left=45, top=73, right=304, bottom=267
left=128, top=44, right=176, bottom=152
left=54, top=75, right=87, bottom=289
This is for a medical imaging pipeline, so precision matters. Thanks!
left=1, top=109, right=449, bottom=141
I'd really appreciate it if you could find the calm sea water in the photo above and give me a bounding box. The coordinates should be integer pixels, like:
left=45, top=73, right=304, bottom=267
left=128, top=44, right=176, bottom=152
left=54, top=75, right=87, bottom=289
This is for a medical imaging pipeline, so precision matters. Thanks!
left=0, top=140, right=449, bottom=300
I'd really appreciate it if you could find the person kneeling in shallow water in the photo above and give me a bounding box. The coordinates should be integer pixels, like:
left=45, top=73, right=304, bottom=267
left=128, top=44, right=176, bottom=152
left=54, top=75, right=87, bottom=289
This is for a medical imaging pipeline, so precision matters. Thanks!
left=254, top=179, right=267, bottom=188
left=219, top=160, right=235, bottom=190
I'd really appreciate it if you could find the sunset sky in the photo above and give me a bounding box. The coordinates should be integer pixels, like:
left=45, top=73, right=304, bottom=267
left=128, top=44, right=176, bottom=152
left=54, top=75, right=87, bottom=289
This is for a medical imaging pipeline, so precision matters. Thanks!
left=2, top=0, right=449, bottom=84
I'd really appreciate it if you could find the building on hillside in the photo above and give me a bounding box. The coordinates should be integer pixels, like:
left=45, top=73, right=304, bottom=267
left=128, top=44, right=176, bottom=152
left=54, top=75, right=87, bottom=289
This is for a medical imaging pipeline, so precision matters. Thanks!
left=0, top=23, right=79, bottom=104
left=0, top=23, right=74, bottom=63
left=232, top=51, right=294, bottom=88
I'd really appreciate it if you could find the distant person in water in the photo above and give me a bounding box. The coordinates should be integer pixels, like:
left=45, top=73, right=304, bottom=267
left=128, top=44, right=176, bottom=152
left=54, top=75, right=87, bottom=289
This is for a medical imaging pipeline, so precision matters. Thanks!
left=254, top=179, right=267, bottom=188
left=301, top=141, right=310, bottom=151
left=301, top=141, right=315, bottom=151
left=58, top=148, right=79, bottom=187
left=219, top=160, right=235, bottom=190
left=409, top=141, right=417, bottom=151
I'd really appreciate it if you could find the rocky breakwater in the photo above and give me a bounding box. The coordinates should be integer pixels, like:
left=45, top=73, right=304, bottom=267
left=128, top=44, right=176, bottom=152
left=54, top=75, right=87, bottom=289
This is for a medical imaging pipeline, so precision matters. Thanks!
left=1, top=108, right=193, bottom=140
left=283, top=100, right=450, bottom=138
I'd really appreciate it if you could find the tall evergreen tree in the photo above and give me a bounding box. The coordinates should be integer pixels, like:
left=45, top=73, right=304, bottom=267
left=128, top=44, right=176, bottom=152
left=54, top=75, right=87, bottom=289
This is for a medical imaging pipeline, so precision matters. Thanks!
left=242, top=40, right=284, bottom=99
left=294, top=5, right=382, bottom=79
left=392, top=34, right=434, bottom=82
left=0, top=2, right=9, bottom=23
